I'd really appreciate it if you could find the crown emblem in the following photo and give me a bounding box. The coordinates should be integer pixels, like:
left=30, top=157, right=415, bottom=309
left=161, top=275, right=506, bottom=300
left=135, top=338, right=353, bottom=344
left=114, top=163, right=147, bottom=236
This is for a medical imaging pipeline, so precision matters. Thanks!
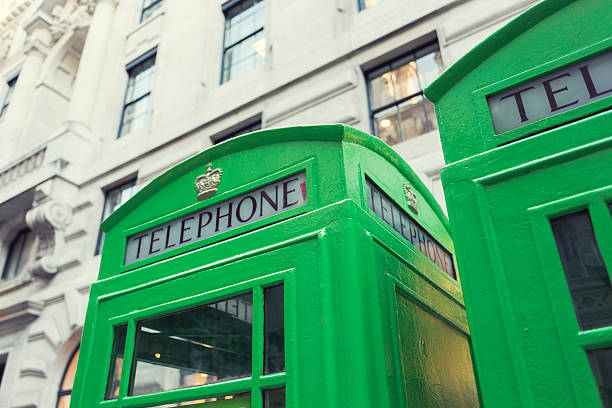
left=195, top=163, right=223, bottom=201
left=403, top=183, right=418, bottom=214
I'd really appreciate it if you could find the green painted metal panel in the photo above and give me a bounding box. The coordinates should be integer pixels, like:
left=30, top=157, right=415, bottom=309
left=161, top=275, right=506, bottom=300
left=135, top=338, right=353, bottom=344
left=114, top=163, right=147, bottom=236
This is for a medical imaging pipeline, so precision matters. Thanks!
left=70, top=125, right=478, bottom=408
left=425, top=0, right=612, bottom=407
left=395, top=290, right=479, bottom=408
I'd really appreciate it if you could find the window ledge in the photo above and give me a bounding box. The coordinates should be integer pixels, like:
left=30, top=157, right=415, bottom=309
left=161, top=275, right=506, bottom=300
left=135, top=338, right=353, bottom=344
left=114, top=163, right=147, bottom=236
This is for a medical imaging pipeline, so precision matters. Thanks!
left=128, top=9, right=165, bottom=38
left=0, top=299, right=42, bottom=332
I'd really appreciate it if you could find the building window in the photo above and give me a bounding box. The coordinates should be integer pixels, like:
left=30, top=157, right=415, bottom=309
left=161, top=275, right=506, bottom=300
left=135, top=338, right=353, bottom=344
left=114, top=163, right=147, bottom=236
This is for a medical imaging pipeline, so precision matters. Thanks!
left=550, top=210, right=611, bottom=331
left=95, top=180, right=137, bottom=255
left=0, top=74, right=18, bottom=118
left=140, top=0, right=162, bottom=22
left=0, top=354, right=6, bottom=389
left=358, top=0, right=381, bottom=10
left=213, top=121, right=261, bottom=144
left=56, top=347, right=79, bottom=408
left=221, top=0, right=265, bottom=83
left=366, top=44, right=443, bottom=146
left=118, top=51, right=156, bottom=138
left=2, top=228, right=36, bottom=280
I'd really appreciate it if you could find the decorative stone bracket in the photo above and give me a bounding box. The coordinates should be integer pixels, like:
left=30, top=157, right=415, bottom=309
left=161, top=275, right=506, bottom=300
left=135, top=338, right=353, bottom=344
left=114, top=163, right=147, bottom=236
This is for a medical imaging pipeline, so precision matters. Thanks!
left=25, top=199, right=72, bottom=278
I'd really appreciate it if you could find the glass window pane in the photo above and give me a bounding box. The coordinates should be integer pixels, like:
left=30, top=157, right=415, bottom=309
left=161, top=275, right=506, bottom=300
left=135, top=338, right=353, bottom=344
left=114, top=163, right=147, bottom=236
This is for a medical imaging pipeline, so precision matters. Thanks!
left=587, top=348, right=612, bottom=408
left=416, top=50, right=444, bottom=89
left=424, top=97, right=438, bottom=132
left=398, top=95, right=432, bottom=140
left=141, top=0, right=162, bottom=22
left=148, top=393, right=251, bottom=407
left=369, top=70, right=394, bottom=110
left=264, top=285, right=284, bottom=374
left=2, top=229, right=36, bottom=280
left=105, top=326, right=127, bottom=400
left=392, top=61, right=420, bottom=101
left=264, top=388, right=285, bottom=408
left=551, top=211, right=612, bottom=330
left=360, top=0, right=381, bottom=10
left=57, top=395, right=71, bottom=408
left=60, top=348, right=80, bottom=391
left=373, top=107, right=401, bottom=146
left=130, top=293, right=253, bottom=396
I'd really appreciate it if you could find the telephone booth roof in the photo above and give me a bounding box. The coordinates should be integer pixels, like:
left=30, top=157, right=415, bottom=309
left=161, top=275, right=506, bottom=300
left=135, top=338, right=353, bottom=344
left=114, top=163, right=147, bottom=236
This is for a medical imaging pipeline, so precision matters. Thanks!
left=424, top=0, right=612, bottom=162
left=99, top=124, right=453, bottom=280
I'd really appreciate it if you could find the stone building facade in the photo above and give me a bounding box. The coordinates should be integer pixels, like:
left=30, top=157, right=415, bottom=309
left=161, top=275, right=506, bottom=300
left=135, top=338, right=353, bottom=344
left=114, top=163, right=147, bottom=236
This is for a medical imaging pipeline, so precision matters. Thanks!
left=0, top=0, right=538, bottom=406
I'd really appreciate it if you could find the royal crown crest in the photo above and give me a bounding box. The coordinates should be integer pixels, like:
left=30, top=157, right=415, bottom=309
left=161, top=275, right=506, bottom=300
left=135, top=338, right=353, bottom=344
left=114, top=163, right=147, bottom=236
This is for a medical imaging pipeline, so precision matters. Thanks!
left=195, top=163, right=223, bottom=201
left=403, top=183, right=418, bottom=214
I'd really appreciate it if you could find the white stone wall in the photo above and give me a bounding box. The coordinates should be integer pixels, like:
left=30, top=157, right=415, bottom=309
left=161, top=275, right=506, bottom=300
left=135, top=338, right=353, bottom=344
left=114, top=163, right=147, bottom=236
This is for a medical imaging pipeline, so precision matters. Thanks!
left=0, top=0, right=540, bottom=406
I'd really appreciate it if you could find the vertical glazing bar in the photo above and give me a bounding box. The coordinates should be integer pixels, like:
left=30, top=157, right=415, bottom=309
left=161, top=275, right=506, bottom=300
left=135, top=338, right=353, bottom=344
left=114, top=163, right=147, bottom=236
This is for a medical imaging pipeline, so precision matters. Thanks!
left=590, top=201, right=612, bottom=271
left=118, top=320, right=137, bottom=399
left=252, top=285, right=264, bottom=408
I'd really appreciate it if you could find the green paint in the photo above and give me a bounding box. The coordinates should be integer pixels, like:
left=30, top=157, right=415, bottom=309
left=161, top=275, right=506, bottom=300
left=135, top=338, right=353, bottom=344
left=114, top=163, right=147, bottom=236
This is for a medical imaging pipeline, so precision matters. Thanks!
left=425, top=1, right=612, bottom=407
left=70, top=125, right=480, bottom=407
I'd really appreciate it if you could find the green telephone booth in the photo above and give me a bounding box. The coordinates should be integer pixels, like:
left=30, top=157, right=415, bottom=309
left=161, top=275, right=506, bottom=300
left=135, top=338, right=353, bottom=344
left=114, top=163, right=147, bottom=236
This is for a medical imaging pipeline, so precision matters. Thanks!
left=425, top=0, right=612, bottom=407
left=69, top=125, right=480, bottom=408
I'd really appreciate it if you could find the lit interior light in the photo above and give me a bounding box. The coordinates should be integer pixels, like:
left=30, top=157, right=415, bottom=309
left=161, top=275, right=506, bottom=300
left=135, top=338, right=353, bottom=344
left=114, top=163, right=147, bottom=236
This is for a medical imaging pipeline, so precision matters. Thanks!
left=252, top=39, right=266, bottom=57
left=380, top=118, right=392, bottom=128
left=154, top=353, right=161, bottom=359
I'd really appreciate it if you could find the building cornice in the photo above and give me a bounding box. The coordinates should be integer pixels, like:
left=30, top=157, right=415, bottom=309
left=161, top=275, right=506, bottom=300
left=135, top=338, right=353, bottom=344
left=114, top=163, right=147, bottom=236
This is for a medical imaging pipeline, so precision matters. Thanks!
left=0, top=300, right=43, bottom=333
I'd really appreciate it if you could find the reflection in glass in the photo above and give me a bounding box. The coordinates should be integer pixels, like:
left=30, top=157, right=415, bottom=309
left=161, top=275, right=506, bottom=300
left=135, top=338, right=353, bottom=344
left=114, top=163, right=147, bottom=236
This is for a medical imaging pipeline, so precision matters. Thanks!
left=264, top=388, right=285, bottom=408
left=374, top=107, right=400, bottom=146
left=105, top=325, right=127, bottom=399
left=141, top=0, right=163, bottom=22
left=118, top=53, right=156, bottom=138
left=222, top=0, right=265, bottom=83
left=130, top=293, right=253, bottom=396
left=588, top=348, right=612, bottom=408
left=416, top=51, right=444, bottom=89
left=2, top=229, right=36, bottom=280
left=264, top=285, right=284, bottom=374
left=367, top=46, right=443, bottom=146
left=392, top=60, right=420, bottom=101
left=358, top=0, right=380, bottom=10
left=150, top=393, right=251, bottom=407
left=369, top=71, right=395, bottom=110
left=56, top=347, right=80, bottom=408
left=551, top=211, right=612, bottom=330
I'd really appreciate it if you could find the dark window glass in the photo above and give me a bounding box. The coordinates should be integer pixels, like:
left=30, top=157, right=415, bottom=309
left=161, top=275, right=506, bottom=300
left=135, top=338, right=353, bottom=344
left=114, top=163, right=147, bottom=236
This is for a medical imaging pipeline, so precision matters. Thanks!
left=145, top=393, right=251, bottom=407
left=221, top=0, right=265, bottom=83
left=0, top=75, right=17, bottom=117
left=118, top=53, right=156, bottom=138
left=213, top=121, right=261, bottom=144
left=105, top=325, right=127, bottom=400
left=551, top=211, right=612, bottom=330
left=0, top=355, right=6, bottom=386
left=588, top=348, right=612, bottom=408
left=366, top=45, right=443, bottom=146
left=264, top=285, right=284, bottom=374
left=264, top=388, right=285, bottom=408
left=56, top=347, right=80, bottom=408
left=141, top=0, right=162, bottom=22
left=2, top=229, right=36, bottom=280
left=130, top=293, right=253, bottom=396
left=358, top=0, right=381, bottom=10
left=95, top=180, right=137, bottom=255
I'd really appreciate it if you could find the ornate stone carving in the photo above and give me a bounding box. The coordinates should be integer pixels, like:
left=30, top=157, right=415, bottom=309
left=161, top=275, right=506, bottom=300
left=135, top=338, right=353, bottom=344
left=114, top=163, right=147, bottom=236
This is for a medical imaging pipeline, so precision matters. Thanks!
left=25, top=199, right=72, bottom=277
left=0, top=27, right=15, bottom=60
left=49, top=0, right=97, bottom=42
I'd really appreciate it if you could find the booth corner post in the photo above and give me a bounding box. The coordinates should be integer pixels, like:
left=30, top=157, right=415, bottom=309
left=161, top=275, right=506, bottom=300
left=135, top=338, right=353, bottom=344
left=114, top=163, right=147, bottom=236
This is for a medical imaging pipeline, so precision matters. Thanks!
left=425, top=0, right=612, bottom=407
left=70, top=124, right=481, bottom=407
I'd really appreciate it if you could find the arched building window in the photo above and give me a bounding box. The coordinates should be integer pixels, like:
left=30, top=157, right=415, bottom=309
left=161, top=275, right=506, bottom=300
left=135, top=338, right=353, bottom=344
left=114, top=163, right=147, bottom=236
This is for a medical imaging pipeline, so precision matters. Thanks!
left=56, top=347, right=79, bottom=408
left=2, top=228, right=36, bottom=280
